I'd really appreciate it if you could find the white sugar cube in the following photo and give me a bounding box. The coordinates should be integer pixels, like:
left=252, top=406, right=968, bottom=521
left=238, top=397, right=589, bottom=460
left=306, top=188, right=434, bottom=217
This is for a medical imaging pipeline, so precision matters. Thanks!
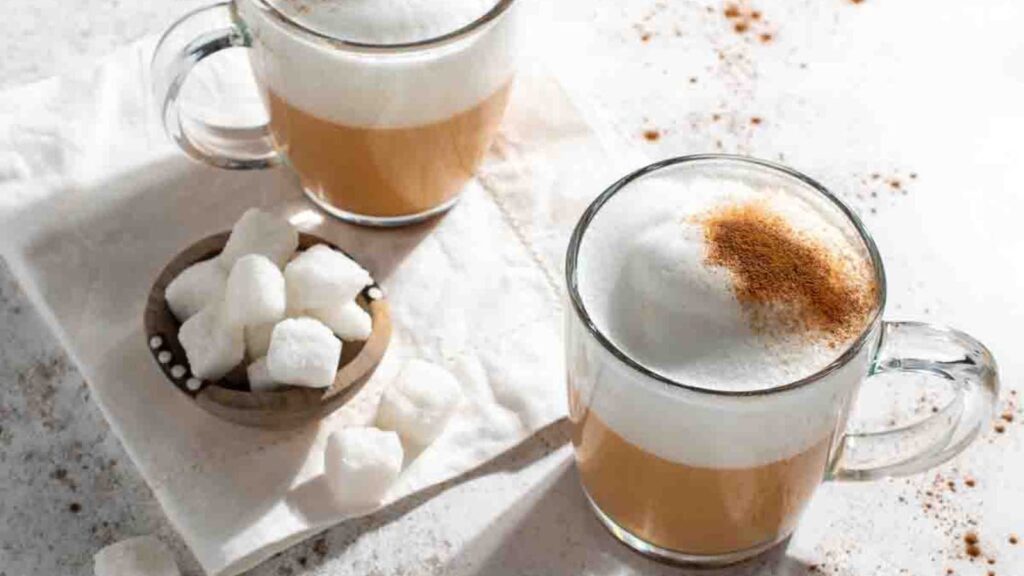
left=165, top=258, right=226, bottom=322
left=285, top=244, right=372, bottom=311
left=267, top=317, right=341, bottom=388
left=220, top=208, right=299, bottom=270
left=94, top=536, right=180, bottom=576
left=324, top=427, right=403, bottom=508
left=376, top=360, right=463, bottom=446
left=309, top=300, right=372, bottom=341
left=247, top=356, right=282, bottom=392
left=245, top=322, right=275, bottom=359
left=225, top=254, right=286, bottom=328
left=178, top=301, right=244, bottom=380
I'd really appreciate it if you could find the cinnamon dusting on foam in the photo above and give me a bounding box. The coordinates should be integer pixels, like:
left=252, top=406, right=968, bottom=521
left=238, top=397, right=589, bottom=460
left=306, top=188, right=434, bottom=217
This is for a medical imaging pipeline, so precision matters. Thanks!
left=702, top=201, right=876, bottom=346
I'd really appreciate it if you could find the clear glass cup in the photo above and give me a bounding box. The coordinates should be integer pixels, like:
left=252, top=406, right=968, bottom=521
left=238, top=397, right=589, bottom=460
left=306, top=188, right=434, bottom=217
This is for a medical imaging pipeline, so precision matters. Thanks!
left=152, top=0, right=518, bottom=227
left=564, top=155, right=999, bottom=566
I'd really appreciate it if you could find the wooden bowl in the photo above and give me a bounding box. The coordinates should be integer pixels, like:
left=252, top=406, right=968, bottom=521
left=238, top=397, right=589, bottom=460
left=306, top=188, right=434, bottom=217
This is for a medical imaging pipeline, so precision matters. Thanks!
left=144, top=232, right=391, bottom=430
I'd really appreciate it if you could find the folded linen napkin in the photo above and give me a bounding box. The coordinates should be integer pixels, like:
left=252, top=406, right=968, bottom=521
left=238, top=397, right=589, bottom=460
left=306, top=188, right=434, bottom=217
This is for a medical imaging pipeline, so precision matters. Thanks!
left=0, top=33, right=644, bottom=575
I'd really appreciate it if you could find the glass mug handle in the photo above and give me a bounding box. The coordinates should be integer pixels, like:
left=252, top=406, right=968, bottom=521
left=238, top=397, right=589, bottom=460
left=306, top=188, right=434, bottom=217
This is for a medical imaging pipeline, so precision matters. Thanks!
left=151, top=2, right=279, bottom=169
left=829, top=321, right=999, bottom=481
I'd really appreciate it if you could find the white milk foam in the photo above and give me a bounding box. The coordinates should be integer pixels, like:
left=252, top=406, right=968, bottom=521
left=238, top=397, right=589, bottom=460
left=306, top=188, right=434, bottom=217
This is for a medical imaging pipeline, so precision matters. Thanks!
left=238, top=0, right=518, bottom=128
left=572, top=167, right=880, bottom=468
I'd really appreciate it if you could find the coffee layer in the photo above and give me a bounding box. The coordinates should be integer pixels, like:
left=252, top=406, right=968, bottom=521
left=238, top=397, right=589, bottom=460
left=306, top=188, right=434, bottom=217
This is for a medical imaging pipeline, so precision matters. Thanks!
left=238, top=0, right=518, bottom=129
left=266, top=82, right=511, bottom=217
left=573, top=410, right=831, bottom=554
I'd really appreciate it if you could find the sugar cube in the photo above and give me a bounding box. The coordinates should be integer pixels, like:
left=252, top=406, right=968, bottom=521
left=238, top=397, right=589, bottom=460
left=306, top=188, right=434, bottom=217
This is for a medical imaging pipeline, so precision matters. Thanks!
left=376, top=360, right=463, bottom=446
left=245, top=322, right=275, bottom=359
left=225, top=254, right=286, bottom=328
left=285, top=244, right=371, bottom=311
left=178, top=300, right=244, bottom=380
left=220, top=208, right=299, bottom=270
left=324, top=427, right=403, bottom=508
left=247, top=356, right=282, bottom=392
left=164, top=258, right=226, bottom=322
left=309, top=300, right=372, bottom=341
left=94, top=536, right=180, bottom=576
left=267, top=317, right=342, bottom=388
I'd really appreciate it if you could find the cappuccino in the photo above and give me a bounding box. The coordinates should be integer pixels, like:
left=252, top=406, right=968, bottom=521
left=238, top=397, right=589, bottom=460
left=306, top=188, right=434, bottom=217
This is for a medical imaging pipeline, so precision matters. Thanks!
left=238, top=0, right=518, bottom=223
left=568, top=165, right=879, bottom=557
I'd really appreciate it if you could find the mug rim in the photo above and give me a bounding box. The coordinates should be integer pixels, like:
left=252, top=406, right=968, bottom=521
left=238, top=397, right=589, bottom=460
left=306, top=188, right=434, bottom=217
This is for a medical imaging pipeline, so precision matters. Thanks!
left=564, top=154, right=889, bottom=398
left=244, top=0, right=516, bottom=52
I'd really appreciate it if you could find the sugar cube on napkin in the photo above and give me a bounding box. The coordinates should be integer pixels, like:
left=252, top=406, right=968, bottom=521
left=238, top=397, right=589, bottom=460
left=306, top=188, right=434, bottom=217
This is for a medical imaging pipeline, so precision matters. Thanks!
left=377, top=360, right=463, bottom=446
left=325, top=427, right=403, bottom=508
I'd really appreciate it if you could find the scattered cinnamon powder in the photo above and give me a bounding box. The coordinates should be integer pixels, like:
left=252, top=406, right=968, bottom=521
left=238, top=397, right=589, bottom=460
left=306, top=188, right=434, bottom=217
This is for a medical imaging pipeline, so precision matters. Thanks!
left=750, top=116, right=763, bottom=125
left=642, top=129, right=661, bottom=142
left=965, top=478, right=976, bottom=487
left=702, top=202, right=875, bottom=343
left=722, top=2, right=772, bottom=40
left=995, top=424, right=1006, bottom=433
left=965, top=532, right=982, bottom=558
left=1009, top=535, right=1018, bottom=545
left=1000, top=412, right=1014, bottom=422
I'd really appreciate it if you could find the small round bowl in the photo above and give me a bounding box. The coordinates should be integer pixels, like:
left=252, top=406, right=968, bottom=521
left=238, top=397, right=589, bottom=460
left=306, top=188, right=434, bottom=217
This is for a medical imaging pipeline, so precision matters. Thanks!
left=144, top=231, right=391, bottom=430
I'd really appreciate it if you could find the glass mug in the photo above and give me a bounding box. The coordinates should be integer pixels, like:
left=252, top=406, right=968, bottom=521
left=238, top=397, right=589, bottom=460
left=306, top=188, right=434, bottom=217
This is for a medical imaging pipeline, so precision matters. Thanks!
left=564, top=155, right=999, bottom=566
left=152, top=0, right=518, bottom=226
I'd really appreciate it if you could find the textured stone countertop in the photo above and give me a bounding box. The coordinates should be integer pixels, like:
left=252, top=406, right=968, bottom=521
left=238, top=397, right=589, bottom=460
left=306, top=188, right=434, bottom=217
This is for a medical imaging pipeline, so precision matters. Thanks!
left=2, top=1, right=1023, bottom=575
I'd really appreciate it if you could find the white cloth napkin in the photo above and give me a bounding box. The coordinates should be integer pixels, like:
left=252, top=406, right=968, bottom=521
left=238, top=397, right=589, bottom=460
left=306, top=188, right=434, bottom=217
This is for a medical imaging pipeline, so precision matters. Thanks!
left=0, top=38, right=644, bottom=575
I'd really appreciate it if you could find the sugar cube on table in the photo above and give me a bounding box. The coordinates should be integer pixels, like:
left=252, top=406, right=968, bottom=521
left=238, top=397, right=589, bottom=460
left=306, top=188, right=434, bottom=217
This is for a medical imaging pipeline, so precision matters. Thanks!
left=178, top=300, right=244, bottom=380
left=245, top=322, right=275, bottom=359
left=247, top=356, right=281, bottom=392
left=309, top=300, right=373, bottom=341
left=225, top=254, right=286, bottom=328
left=164, top=258, right=226, bottom=323
left=285, top=244, right=372, bottom=311
left=376, top=359, right=463, bottom=446
left=324, top=427, right=403, bottom=508
left=267, top=317, right=342, bottom=388
left=94, top=536, right=180, bottom=576
left=220, top=208, right=298, bottom=270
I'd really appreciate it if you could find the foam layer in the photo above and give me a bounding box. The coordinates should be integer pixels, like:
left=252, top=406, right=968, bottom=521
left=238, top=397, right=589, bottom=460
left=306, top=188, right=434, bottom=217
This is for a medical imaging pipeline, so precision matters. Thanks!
left=267, top=0, right=499, bottom=44
left=570, top=162, right=880, bottom=468
left=238, top=0, right=518, bottom=128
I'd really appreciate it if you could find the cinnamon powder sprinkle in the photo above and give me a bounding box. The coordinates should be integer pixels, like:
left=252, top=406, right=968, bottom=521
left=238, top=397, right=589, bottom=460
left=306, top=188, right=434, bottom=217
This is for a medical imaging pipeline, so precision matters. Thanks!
left=703, top=203, right=875, bottom=343
left=642, top=129, right=661, bottom=142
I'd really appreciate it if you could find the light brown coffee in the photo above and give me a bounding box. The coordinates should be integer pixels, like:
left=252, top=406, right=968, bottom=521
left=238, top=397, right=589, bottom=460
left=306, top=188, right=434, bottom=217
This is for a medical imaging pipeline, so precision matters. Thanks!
left=265, top=83, right=512, bottom=219
left=572, top=409, right=833, bottom=555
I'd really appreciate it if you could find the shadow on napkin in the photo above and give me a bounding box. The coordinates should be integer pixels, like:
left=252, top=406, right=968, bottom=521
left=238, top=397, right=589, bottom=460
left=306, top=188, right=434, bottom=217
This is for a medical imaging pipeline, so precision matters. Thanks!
left=286, top=417, right=571, bottom=527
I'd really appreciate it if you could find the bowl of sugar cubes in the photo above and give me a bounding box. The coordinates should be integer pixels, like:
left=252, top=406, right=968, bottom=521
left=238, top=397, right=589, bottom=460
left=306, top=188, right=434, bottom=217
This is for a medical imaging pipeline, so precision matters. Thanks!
left=144, top=208, right=391, bottom=429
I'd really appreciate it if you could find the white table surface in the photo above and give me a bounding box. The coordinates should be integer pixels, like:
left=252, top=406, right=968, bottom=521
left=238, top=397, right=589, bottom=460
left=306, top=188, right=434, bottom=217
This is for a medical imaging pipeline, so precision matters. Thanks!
left=2, top=1, right=1022, bottom=575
